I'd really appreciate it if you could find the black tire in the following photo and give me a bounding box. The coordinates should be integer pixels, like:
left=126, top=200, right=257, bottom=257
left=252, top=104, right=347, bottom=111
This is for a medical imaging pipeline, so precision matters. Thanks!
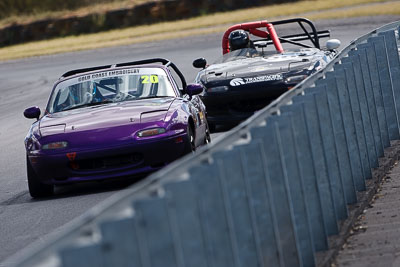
left=27, top=156, right=54, bottom=198
left=183, top=125, right=196, bottom=154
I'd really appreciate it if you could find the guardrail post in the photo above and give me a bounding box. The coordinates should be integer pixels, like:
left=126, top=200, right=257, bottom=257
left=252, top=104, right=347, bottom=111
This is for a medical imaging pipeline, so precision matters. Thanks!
left=291, top=95, right=338, bottom=235
left=325, top=70, right=366, bottom=191
left=280, top=103, right=329, bottom=252
left=189, top=164, right=236, bottom=267
left=353, top=47, right=384, bottom=157
left=251, top=123, right=301, bottom=266
left=314, top=78, right=358, bottom=204
left=336, top=62, right=372, bottom=180
left=358, top=43, right=390, bottom=149
left=133, top=197, right=178, bottom=267
left=303, top=87, right=348, bottom=219
left=268, top=114, right=315, bottom=266
left=238, top=141, right=284, bottom=267
left=343, top=53, right=378, bottom=168
left=163, top=180, right=208, bottom=267
left=212, top=149, right=261, bottom=267
left=379, top=30, right=400, bottom=130
left=59, top=243, right=104, bottom=267
left=368, top=35, right=400, bottom=141
left=99, top=218, right=142, bottom=267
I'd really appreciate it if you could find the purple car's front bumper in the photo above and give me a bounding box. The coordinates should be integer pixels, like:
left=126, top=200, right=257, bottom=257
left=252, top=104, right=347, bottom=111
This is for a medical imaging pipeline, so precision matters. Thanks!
left=28, top=133, right=188, bottom=185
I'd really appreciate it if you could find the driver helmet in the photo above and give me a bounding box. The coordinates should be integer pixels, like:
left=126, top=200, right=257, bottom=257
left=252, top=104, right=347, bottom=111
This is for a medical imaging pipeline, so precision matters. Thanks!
left=228, top=30, right=251, bottom=51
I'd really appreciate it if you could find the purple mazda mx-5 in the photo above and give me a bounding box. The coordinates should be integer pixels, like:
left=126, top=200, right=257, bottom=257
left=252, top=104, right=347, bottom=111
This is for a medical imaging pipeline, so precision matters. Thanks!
left=23, top=58, right=211, bottom=198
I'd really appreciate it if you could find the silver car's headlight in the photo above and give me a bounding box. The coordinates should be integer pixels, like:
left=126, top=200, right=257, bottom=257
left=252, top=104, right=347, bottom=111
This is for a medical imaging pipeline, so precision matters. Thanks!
left=285, top=75, right=307, bottom=83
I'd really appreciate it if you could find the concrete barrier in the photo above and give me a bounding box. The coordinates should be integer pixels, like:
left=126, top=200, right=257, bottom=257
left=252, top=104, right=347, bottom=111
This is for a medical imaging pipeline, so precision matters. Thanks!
left=10, top=20, right=400, bottom=267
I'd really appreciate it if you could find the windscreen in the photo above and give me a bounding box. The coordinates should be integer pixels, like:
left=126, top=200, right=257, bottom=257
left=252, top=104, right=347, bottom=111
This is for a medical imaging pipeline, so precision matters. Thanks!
left=47, top=68, right=176, bottom=113
left=213, top=48, right=263, bottom=64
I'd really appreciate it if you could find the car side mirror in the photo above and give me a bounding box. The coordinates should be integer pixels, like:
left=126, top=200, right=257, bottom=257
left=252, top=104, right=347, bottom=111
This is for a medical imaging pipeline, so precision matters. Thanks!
left=186, top=83, right=203, bottom=97
left=24, top=106, right=41, bottom=120
left=326, top=39, right=341, bottom=51
left=193, top=58, right=207, bottom=69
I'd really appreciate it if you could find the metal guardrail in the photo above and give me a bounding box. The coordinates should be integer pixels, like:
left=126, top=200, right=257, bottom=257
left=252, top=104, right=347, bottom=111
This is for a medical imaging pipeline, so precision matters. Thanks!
left=10, top=20, right=400, bottom=267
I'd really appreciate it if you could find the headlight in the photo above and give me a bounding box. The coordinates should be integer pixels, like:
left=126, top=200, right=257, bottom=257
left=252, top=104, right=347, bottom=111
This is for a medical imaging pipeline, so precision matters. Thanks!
left=137, top=128, right=166, bottom=138
left=285, top=75, right=308, bottom=83
left=42, top=141, right=68, bottom=150
left=207, top=86, right=229, bottom=93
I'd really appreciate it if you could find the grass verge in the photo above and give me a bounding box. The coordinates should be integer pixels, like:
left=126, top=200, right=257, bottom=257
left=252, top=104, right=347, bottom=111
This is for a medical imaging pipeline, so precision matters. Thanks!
left=0, top=0, right=149, bottom=28
left=0, top=0, right=398, bottom=61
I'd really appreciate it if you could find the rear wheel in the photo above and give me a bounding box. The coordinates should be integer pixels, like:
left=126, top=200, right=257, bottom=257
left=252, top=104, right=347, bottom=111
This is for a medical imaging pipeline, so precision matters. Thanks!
left=27, top=156, right=54, bottom=198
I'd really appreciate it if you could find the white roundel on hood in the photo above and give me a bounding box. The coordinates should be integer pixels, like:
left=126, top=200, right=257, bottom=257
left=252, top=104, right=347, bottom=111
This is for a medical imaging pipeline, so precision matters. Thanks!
left=230, top=78, right=245, bottom=86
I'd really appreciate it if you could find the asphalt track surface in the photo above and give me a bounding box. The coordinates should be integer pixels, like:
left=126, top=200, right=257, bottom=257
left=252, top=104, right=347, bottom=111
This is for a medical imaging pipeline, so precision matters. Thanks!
left=0, top=16, right=398, bottom=266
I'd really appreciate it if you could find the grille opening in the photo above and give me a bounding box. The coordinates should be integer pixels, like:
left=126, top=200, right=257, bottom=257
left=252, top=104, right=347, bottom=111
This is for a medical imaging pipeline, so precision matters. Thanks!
left=224, top=87, right=289, bottom=113
left=71, top=153, right=143, bottom=170
left=229, top=97, right=277, bottom=113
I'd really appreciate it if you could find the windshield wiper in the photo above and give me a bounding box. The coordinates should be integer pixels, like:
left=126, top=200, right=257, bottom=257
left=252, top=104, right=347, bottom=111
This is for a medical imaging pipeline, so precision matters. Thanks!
left=64, top=100, right=113, bottom=111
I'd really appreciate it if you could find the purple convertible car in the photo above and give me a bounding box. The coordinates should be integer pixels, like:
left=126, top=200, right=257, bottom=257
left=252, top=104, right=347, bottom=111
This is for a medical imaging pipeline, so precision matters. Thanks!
left=23, top=58, right=211, bottom=198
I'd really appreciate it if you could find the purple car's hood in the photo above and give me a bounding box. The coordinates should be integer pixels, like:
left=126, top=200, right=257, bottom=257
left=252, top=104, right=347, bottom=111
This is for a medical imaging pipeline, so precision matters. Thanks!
left=39, top=98, right=175, bottom=149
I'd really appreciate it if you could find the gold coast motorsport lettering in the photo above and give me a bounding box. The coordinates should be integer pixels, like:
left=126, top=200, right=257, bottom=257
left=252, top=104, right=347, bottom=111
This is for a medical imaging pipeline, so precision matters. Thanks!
left=229, top=74, right=283, bottom=86
left=78, top=68, right=140, bottom=82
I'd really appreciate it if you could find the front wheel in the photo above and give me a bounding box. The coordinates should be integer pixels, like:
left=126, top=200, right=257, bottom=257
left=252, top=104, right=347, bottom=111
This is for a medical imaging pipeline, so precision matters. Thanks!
left=183, top=125, right=196, bottom=154
left=204, top=122, right=211, bottom=144
left=27, top=156, right=54, bottom=198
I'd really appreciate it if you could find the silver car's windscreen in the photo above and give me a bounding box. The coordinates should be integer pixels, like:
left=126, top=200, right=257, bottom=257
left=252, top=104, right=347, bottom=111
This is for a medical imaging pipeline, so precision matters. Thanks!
left=213, top=48, right=261, bottom=64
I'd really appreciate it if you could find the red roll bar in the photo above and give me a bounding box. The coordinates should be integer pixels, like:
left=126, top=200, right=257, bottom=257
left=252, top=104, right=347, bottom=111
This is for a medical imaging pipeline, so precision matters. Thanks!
left=222, top=20, right=284, bottom=54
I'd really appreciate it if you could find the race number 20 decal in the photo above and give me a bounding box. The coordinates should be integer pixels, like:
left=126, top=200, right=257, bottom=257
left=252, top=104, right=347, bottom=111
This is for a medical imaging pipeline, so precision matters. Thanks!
left=141, top=75, right=159, bottom=84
